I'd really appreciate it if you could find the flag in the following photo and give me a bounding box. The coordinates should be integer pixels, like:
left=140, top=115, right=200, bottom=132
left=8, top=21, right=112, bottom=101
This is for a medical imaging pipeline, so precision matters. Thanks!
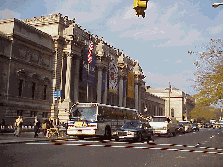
left=170, top=85, right=172, bottom=93
left=88, top=41, right=93, bottom=64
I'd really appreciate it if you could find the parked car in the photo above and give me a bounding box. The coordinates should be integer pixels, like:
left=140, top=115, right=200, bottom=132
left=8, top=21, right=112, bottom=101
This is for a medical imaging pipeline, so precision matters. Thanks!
left=192, top=123, right=199, bottom=131
left=112, top=121, right=154, bottom=142
left=204, top=123, right=212, bottom=128
left=178, top=121, right=192, bottom=132
left=213, top=123, right=221, bottom=129
left=176, top=123, right=185, bottom=134
left=197, top=123, right=202, bottom=128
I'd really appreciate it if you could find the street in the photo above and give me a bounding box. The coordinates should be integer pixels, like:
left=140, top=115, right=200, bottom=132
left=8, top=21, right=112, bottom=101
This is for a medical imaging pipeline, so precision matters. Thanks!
left=0, top=128, right=222, bottom=167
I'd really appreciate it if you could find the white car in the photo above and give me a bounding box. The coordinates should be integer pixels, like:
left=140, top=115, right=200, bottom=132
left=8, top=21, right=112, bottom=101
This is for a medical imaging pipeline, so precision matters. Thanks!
left=178, top=121, right=192, bottom=132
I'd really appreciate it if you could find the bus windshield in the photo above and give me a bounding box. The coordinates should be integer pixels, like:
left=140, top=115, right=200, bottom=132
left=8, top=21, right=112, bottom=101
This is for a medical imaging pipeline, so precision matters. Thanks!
left=70, top=107, right=96, bottom=121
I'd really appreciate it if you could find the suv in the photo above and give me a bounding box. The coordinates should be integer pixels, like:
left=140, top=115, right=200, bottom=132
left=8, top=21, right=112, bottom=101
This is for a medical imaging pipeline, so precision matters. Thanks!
left=149, top=116, right=177, bottom=137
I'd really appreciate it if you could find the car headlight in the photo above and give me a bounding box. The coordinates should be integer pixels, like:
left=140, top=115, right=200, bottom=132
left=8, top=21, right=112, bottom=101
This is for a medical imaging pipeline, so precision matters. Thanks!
left=163, top=127, right=167, bottom=130
left=112, top=131, right=117, bottom=135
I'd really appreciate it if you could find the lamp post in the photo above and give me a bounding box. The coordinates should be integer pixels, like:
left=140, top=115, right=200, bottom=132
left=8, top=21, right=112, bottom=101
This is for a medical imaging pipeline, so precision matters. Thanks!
left=212, top=2, right=223, bottom=8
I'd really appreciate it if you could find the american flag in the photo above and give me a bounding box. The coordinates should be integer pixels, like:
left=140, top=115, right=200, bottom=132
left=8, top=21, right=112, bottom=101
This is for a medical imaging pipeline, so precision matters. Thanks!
left=88, top=41, right=93, bottom=64
left=170, top=85, right=172, bottom=93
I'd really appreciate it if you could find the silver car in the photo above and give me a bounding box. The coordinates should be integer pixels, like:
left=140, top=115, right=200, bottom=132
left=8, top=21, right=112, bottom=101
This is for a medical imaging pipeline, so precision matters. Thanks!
left=178, top=121, right=192, bottom=132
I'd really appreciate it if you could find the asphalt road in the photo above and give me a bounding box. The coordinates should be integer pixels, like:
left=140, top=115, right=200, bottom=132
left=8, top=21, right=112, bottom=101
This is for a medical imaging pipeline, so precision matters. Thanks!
left=0, top=128, right=222, bottom=167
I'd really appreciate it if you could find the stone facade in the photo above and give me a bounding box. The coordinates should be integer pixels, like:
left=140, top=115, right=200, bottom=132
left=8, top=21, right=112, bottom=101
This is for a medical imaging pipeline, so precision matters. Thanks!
left=146, top=87, right=195, bottom=121
left=0, top=13, right=165, bottom=124
left=0, top=18, right=55, bottom=126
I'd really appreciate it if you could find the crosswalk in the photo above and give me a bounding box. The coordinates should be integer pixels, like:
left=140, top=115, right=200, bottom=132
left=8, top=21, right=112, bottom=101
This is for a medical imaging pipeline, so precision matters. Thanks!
left=25, top=138, right=223, bottom=155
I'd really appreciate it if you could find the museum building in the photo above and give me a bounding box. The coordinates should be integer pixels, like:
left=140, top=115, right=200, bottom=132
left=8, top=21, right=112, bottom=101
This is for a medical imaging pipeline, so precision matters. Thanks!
left=0, top=13, right=165, bottom=125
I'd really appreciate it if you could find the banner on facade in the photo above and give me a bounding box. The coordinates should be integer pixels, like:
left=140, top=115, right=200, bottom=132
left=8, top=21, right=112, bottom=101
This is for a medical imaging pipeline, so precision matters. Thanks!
left=82, top=48, right=95, bottom=87
left=109, top=62, right=118, bottom=93
left=102, top=72, right=106, bottom=91
left=127, top=72, right=134, bottom=98
left=123, top=80, right=126, bottom=97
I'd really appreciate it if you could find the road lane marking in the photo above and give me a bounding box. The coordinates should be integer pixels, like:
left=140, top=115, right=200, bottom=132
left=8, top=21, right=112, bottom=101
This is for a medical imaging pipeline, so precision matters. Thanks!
left=25, top=142, right=223, bottom=155
left=49, top=139, right=223, bottom=151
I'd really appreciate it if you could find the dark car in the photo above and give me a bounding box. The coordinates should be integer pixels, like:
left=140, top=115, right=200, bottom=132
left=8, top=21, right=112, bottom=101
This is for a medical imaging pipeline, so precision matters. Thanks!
left=192, top=123, right=199, bottom=131
left=112, top=122, right=154, bottom=142
left=176, top=123, right=185, bottom=134
left=204, top=123, right=212, bottom=128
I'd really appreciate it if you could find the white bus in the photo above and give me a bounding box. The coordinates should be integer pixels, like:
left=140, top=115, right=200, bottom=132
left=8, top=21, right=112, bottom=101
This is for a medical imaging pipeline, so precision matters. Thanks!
left=67, top=103, right=139, bottom=139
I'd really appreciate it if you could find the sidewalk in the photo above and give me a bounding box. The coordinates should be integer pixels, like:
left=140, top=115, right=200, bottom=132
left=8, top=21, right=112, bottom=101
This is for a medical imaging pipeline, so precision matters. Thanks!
left=0, top=132, right=60, bottom=144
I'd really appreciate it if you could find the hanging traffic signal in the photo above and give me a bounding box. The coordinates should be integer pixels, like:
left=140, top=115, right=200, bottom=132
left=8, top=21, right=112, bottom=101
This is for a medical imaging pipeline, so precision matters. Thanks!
left=133, top=0, right=148, bottom=18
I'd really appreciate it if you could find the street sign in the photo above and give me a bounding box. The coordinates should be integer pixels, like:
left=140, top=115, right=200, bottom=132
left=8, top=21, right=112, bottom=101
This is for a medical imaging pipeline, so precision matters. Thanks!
left=54, top=90, right=61, bottom=98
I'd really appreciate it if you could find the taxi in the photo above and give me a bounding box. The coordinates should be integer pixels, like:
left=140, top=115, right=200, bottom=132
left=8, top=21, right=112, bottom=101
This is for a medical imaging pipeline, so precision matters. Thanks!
left=213, top=123, right=221, bottom=129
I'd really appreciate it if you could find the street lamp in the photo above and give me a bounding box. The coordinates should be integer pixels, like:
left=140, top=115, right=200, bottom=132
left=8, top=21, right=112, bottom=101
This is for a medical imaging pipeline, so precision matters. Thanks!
left=212, top=2, right=223, bottom=8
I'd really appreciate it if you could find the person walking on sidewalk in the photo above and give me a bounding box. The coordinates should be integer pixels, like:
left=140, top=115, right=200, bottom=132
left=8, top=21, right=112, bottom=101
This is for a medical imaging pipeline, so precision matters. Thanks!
left=14, top=116, right=23, bottom=137
left=42, top=120, right=47, bottom=137
left=46, top=117, right=53, bottom=137
left=34, top=116, right=40, bottom=138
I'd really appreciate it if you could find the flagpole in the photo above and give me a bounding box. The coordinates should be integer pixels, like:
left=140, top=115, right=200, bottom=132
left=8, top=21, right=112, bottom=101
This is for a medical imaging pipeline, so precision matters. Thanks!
left=169, top=82, right=170, bottom=117
left=87, top=34, right=92, bottom=103
left=87, top=63, right=89, bottom=102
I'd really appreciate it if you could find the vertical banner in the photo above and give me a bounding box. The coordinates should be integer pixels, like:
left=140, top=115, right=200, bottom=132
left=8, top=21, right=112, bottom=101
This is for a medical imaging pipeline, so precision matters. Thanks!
left=109, top=62, right=118, bottom=93
left=127, top=72, right=134, bottom=98
left=102, top=72, right=106, bottom=91
left=123, top=80, right=126, bottom=97
left=82, top=48, right=88, bottom=85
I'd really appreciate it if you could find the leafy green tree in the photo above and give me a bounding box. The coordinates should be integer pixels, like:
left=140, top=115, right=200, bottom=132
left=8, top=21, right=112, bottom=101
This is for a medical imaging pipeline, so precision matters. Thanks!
left=190, top=105, right=217, bottom=123
left=189, top=39, right=223, bottom=106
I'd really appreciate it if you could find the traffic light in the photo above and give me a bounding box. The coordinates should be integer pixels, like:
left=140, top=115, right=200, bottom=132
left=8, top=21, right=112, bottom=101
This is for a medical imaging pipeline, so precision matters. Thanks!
left=133, top=0, right=148, bottom=18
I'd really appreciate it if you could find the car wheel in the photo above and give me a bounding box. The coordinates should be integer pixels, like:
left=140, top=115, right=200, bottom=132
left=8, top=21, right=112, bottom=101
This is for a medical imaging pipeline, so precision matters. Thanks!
left=104, top=127, right=111, bottom=140
left=77, top=136, right=84, bottom=140
left=147, top=133, right=153, bottom=141
left=166, top=130, right=170, bottom=138
left=115, top=138, right=119, bottom=142
left=138, top=133, right=143, bottom=142
left=172, top=130, right=177, bottom=137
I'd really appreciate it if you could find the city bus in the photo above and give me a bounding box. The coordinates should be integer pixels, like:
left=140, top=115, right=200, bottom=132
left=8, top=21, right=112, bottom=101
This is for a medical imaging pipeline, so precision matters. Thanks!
left=67, top=103, right=139, bottom=139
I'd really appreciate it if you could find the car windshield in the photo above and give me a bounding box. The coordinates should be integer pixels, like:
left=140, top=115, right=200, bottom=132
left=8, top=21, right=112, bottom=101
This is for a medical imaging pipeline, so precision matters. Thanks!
left=150, top=117, right=167, bottom=122
left=122, top=122, right=141, bottom=129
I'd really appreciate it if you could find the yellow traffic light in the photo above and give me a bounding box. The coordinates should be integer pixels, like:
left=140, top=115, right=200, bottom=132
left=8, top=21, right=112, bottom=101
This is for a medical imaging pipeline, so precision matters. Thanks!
left=133, top=0, right=148, bottom=18
left=138, top=0, right=147, bottom=8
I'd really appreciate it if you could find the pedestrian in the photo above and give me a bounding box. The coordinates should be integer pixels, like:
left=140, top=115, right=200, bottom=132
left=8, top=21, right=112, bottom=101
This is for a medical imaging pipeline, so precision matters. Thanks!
left=42, top=120, right=47, bottom=137
left=34, top=116, right=40, bottom=138
left=46, top=117, right=53, bottom=137
left=1, top=119, right=5, bottom=129
left=14, top=116, right=23, bottom=137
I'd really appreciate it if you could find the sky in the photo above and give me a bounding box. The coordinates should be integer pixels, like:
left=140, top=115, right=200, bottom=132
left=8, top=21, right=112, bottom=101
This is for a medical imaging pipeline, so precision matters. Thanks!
left=0, top=0, right=223, bottom=96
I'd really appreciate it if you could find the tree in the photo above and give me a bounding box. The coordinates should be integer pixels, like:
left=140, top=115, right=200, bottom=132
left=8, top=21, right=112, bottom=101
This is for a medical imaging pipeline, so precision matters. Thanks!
left=190, top=105, right=217, bottom=123
left=189, top=39, right=223, bottom=107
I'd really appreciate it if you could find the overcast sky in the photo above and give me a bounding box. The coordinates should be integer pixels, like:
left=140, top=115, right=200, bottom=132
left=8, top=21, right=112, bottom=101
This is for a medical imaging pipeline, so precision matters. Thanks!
left=0, top=0, right=223, bottom=95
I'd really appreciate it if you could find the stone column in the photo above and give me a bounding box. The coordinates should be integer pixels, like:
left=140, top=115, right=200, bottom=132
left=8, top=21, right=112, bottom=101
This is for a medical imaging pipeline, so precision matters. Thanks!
left=123, top=77, right=127, bottom=107
left=96, top=64, right=103, bottom=103
left=138, top=85, right=142, bottom=113
left=64, top=53, right=72, bottom=101
left=134, top=76, right=139, bottom=111
left=119, top=75, right=123, bottom=107
left=73, top=56, right=80, bottom=103
left=103, top=69, right=108, bottom=104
